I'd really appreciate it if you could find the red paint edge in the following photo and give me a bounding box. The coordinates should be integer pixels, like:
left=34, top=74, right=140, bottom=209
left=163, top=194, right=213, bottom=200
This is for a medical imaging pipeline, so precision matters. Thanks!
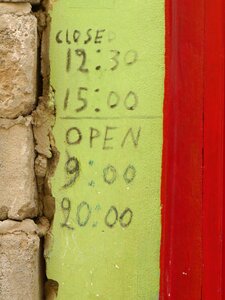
left=160, top=0, right=204, bottom=298
left=160, top=0, right=225, bottom=299
left=203, top=0, right=225, bottom=299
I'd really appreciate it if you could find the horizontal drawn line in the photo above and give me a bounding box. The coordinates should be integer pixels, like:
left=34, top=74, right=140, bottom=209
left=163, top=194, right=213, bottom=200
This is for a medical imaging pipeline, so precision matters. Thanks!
left=69, top=7, right=113, bottom=10
left=60, top=116, right=162, bottom=120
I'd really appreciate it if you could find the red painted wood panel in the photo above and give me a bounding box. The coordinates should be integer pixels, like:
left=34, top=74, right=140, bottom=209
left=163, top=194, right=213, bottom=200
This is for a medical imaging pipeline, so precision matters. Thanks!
left=161, top=0, right=225, bottom=299
left=203, top=0, right=224, bottom=299
left=160, top=0, right=204, bottom=298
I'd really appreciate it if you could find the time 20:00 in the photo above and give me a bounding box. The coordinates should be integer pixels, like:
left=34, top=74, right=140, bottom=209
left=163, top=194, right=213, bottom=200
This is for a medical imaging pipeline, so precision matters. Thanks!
left=61, top=197, right=133, bottom=230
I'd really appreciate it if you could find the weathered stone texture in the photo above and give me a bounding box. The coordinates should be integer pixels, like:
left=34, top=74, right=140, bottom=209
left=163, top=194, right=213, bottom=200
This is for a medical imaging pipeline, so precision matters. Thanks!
left=0, top=219, right=42, bottom=300
left=0, top=12, right=37, bottom=118
left=0, top=0, right=40, bottom=4
left=0, top=120, right=38, bottom=220
left=0, top=3, right=31, bottom=14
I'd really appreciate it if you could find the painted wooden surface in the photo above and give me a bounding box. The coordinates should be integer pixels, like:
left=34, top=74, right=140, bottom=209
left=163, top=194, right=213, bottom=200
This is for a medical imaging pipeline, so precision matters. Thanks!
left=203, top=0, right=224, bottom=298
left=47, top=1, right=165, bottom=299
left=160, top=0, right=204, bottom=299
left=160, top=0, right=225, bottom=299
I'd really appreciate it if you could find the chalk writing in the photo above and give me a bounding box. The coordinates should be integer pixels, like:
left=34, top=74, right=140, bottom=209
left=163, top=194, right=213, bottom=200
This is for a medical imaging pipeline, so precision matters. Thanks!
left=123, top=165, right=137, bottom=184
left=75, top=49, right=89, bottom=73
left=103, top=165, right=117, bottom=185
left=61, top=197, right=74, bottom=230
left=119, top=208, right=133, bottom=228
left=63, top=154, right=80, bottom=188
left=65, top=127, right=142, bottom=149
left=60, top=198, right=134, bottom=230
left=56, top=29, right=106, bottom=45
left=57, top=23, right=143, bottom=236
left=76, top=201, right=92, bottom=227
left=49, top=0, right=164, bottom=297
left=63, top=88, right=139, bottom=112
left=64, top=48, right=138, bottom=73
left=103, top=164, right=136, bottom=185
left=105, top=206, right=118, bottom=228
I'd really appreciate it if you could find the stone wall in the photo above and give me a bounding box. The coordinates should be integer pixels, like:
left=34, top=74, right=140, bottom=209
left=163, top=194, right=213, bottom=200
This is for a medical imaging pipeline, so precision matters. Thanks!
left=0, top=1, right=51, bottom=299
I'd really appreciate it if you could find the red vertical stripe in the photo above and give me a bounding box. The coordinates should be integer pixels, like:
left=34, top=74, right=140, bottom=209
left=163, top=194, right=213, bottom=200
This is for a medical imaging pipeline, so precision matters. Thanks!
left=161, top=0, right=225, bottom=299
left=203, top=0, right=224, bottom=299
left=160, top=0, right=204, bottom=299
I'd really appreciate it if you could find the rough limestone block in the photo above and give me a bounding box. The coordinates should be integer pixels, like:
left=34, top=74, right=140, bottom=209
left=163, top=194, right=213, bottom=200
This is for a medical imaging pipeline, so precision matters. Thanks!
left=0, top=219, right=42, bottom=300
left=0, top=119, right=38, bottom=220
left=0, top=0, right=40, bottom=4
left=0, top=9, right=37, bottom=118
left=0, top=2, right=31, bottom=14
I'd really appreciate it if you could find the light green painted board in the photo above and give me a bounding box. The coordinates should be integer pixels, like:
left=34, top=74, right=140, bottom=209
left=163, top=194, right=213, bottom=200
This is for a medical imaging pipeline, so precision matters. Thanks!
left=47, top=1, right=165, bottom=299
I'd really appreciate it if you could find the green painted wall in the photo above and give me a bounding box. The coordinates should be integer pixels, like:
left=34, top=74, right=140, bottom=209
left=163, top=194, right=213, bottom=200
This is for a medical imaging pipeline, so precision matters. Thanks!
left=47, top=1, right=165, bottom=299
